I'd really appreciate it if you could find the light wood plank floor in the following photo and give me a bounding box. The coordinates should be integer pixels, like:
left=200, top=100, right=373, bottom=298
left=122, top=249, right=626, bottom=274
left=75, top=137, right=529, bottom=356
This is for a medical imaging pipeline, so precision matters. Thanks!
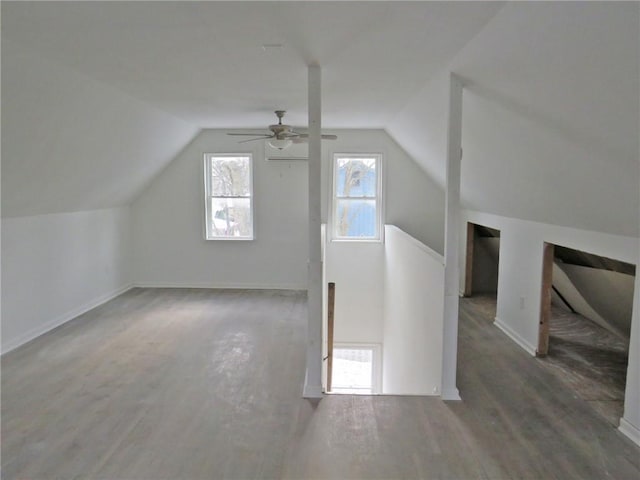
left=2, top=288, right=639, bottom=479
left=542, top=304, right=629, bottom=427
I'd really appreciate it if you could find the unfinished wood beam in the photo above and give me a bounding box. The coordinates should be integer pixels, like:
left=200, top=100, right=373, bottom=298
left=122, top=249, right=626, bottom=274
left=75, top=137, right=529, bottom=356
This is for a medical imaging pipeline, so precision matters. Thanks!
left=537, top=242, right=554, bottom=356
left=326, top=282, right=335, bottom=393
left=464, top=223, right=475, bottom=297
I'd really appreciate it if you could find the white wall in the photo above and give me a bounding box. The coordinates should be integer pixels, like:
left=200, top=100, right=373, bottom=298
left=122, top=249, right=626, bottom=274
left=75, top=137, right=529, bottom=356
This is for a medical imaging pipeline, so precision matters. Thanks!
left=461, top=209, right=640, bottom=443
left=132, top=130, right=308, bottom=289
left=325, top=242, right=384, bottom=346
left=383, top=225, right=444, bottom=395
left=389, top=3, right=639, bottom=239
left=461, top=88, right=638, bottom=237
left=1, top=208, right=131, bottom=353
left=325, top=225, right=445, bottom=395
left=462, top=210, right=637, bottom=355
left=133, top=129, right=444, bottom=289
left=457, top=2, right=638, bottom=237
left=322, top=130, right=445, bottom=253
left=319, top=131, right=444, bottom=392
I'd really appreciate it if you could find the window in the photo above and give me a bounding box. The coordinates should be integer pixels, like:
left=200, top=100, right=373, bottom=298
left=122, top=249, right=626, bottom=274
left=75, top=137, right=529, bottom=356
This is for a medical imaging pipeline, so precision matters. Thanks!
left=332, top=153, right=381, bottom=240
left=204, top=154, right=253, bottom=240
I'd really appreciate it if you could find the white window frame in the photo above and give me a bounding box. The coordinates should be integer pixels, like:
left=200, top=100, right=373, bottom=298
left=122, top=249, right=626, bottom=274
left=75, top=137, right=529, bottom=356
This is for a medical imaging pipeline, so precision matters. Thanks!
left=330, top=153, right=383, bottom=242
left=203, top=153, right=254, bottom=241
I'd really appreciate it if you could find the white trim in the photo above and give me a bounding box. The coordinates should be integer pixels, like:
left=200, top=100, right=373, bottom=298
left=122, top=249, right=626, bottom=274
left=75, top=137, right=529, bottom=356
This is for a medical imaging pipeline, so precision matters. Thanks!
left=203, top=153, right=254, bottom=241
left=384, top=225, right=444, bottom=264
left=441, top=387, right=462, bottom=401
left=133, top=282, right=305, bottom=291
left=1, top=284, right=133, bottom=355
left=494, top=317, right=537, bottom=355
left=330, top=152, right=384, bottom=242
left=303, top=384, right=324, bottom=398
left=619, top=418, right=640, bottom=447
left=303, top=369, right=324, bottom=398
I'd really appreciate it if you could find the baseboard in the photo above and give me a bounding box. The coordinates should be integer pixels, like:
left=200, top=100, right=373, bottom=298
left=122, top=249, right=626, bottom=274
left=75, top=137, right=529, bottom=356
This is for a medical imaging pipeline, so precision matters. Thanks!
left=494, top=317, right=537, bottom=356
left=303, top=369, right=324, bottom=399
left=133, top=281, right=306, bottom=291
left=303, top=384, right=324, bottom=399
left=1, top=284, right=133, bottom=355
left=441, top=387, right=462, bottom=401
left=619, top=418, right=640, bottom=447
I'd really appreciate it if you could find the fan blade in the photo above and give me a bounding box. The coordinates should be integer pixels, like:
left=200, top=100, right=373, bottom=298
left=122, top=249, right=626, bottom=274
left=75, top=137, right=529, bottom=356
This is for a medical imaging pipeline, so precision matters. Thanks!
left=292, top=134, right=338, bottom=143
left=227, top=133, right=272, bottom=137
left=238, top=136, right=273, bottom=144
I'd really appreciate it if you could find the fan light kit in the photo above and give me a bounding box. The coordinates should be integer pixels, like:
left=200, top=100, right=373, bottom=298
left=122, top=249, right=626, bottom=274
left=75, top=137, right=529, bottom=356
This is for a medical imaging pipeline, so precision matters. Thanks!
left=227, top=110, right=337, bottom=150
left=268, top=137, right=293, bottom=150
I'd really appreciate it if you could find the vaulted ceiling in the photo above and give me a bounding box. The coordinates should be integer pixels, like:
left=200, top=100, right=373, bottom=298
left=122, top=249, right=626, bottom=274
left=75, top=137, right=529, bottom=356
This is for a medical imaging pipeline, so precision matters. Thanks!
left=2, top=1, right=638, bottom=238
left=1, top=1, right=503, bottom=128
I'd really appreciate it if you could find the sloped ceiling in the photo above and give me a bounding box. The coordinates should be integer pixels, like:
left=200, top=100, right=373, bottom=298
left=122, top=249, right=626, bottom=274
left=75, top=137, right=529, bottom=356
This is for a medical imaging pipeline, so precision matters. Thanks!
left=388, top=2, right=639, bottom=237
left=1, top=1, right=503, bottom=129
left=3, top=1, right=637, bottom=237
left=390, top=1, right=639, bottom=187
left=1, top=1, right=504, bottom=217
left=2, top=41, right=199, bottom=217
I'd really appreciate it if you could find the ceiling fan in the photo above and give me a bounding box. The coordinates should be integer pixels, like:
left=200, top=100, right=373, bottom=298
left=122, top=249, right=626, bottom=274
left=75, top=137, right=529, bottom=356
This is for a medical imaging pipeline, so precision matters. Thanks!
left=227, top=110, right=337, bottom=150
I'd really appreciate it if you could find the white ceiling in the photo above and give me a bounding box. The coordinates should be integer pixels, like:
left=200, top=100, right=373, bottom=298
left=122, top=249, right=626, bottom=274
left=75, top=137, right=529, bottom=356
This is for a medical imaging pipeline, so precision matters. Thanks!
left=1, top=1, right=504, bottom=129
left=389, top=1, right=640, bottom=187
left=3, top=1, right=637, bottom=237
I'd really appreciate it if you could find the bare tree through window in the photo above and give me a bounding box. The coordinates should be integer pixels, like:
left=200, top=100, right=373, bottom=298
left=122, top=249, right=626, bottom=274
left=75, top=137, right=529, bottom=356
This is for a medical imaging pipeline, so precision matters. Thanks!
left=205, top=154, right=253, bottom=239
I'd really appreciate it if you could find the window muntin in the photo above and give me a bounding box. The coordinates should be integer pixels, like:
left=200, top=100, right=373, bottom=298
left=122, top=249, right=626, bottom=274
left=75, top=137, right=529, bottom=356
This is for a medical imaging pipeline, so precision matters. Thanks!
left=204, top=154, right=253, bottom=240
left=332, top=154, right=381, bottom=240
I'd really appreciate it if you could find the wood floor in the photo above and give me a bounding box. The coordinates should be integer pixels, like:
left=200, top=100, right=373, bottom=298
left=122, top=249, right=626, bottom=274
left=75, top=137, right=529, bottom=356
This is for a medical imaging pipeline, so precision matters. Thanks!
left=2, top=288, right=639, bottom=479
left=541, top=304, right=629, bottom=427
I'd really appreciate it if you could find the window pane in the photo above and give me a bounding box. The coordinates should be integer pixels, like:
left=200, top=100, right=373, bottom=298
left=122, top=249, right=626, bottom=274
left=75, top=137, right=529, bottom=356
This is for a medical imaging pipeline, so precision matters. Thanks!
left=335, top=199, right=376, bottom=238
left=211, top=156, right=250, bottom=196
left=209, top=198, right=252, bottom=238
left=335, top=157, right=377, bottom=198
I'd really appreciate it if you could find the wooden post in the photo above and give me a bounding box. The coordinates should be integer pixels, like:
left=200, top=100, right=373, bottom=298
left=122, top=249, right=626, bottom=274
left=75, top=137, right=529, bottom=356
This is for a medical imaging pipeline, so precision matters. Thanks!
left=464, top=223, right=475, bottom=297
left=537, top=242, right=554, bottom=356
left=327, top=282, right=335, bottom=393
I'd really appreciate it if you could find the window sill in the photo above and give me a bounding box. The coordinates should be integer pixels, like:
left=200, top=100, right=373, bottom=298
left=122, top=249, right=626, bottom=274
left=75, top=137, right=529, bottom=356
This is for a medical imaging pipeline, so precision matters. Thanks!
left=330, top=237, right=383, bottom=244
left=205, top=236, right=254, bottom=241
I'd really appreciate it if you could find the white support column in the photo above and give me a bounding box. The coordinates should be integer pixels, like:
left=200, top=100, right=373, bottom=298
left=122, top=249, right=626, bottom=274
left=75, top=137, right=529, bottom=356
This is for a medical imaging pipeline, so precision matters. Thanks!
left=441, top=73, right=463, bottom=401
left=303, top=63, right=324, bottom=398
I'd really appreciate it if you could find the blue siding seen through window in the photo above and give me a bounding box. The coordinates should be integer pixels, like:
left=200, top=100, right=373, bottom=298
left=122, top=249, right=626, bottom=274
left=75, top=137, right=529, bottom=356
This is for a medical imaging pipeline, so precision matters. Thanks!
left=334, top=155, right=379, bottom=239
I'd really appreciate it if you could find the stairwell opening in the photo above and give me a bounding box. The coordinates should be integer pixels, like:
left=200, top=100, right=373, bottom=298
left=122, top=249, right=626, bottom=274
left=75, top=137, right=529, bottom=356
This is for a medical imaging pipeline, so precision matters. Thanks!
left=537, top=242, right=635, bottom=426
